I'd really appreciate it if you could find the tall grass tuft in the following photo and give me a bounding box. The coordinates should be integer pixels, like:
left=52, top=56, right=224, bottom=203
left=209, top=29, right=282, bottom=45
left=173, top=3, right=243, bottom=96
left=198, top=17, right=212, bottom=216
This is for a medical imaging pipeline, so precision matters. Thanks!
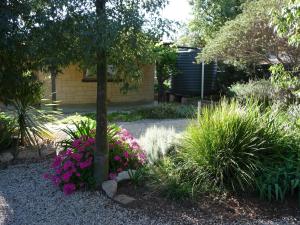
left=153, top=100, right=299, bottom=199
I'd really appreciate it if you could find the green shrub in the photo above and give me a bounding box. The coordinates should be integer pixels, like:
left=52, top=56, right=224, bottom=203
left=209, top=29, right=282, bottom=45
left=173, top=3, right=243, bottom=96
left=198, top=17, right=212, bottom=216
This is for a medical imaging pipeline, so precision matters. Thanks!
left=153, top=100, right=299, bottom=200
left=0, top=113, right=15, bottom=151
left=229, top=79, right=274, bottom=105
left=0, top=72, right=52, bottom=152
left=135, top=103, right=196, bottom=119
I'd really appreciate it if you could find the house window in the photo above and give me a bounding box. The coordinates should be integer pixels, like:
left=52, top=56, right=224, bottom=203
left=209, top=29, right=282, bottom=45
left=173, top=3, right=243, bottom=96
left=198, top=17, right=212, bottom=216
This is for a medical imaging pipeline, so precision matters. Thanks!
left=82, top=65, right=117, bottom=82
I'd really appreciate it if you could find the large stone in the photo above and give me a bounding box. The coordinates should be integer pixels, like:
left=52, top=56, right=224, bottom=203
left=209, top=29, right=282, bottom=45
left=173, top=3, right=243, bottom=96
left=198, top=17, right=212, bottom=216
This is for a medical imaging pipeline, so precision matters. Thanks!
left=115, top=170, right=136, bottom=183
left=102, top=180, right=118, bottom=198
left=0, top=152, right=14, bottom=163
left=114, top=194, right=135, bottom=205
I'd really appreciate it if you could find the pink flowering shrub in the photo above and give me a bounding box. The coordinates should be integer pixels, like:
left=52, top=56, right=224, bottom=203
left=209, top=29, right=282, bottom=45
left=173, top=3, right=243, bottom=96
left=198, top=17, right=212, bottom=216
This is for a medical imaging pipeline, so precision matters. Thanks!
left=46, top=135, right=96, bottom=195
left=108, top=128, right=146, bottom=179
left=46, top=121, right=146, bottom=195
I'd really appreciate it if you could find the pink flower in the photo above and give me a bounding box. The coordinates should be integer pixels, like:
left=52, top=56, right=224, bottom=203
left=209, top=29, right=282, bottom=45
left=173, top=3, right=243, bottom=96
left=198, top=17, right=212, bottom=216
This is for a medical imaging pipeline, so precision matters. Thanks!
left=71, top=153, right=82, bottom=162
left=55, top=168, right=62, bottom=175
left=63, top=183, right=76, bottom=195
left=72, top=139, right=81, bottom=148
left=87, top=137, right=95, bottom=144
left=63, top=160, right=73, bottom=170
left=117, top=168, right=123, bottom=173
left=51, top=157, right=62, bottom=168
left=79, top=158, right=92, bottom=169
left=123, top=151, right=129, bottom=159
left=62, top=171, right=72, bottom=182
left=114, top=155, right=121, bottom=161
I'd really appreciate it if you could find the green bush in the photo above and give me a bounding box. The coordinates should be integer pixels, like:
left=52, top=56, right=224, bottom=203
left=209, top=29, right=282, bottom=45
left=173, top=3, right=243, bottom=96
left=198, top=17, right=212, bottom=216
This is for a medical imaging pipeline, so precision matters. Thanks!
left=229, top=79, right=274, bottom=105
left=153, top=100, right=299, bottom=201
left=135, top=103, right=196, bottom=119
left=0, top=113, right=15, bottom=151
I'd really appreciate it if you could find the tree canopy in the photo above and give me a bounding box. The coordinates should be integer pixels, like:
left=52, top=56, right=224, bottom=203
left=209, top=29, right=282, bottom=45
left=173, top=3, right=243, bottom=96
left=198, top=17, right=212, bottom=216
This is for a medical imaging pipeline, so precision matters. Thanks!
left=199, top=0, right=300, bottom=69
left=180, top=0, right=247, bottom=47
left=273, top=0, right=300, bottom=46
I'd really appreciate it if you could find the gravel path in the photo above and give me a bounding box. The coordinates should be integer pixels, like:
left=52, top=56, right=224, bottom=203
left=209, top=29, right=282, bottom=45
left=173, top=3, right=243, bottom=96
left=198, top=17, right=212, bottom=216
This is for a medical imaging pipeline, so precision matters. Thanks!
left=0, top=161, right=173, bottom=225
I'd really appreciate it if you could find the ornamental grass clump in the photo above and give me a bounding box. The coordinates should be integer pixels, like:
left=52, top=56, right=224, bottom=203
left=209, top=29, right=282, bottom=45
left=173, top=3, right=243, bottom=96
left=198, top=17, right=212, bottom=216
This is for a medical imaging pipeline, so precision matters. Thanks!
left=46, top=120, right=146, bottom=195
left=154, top=100, right=299, bottom=199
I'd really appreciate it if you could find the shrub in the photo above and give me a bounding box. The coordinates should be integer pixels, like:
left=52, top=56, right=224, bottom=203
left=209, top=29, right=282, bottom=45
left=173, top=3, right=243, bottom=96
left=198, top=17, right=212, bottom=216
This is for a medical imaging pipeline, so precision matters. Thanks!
left=0, top=72, right=52, bottom=153
left=153, top=100, right=299, bottom=200
left=47, top=120, right=146, bottom=194
left=0, top=113, right=15, bottom=151
left=229, top=79, right=274, bottom=105
left=135, top=103, right=196, bottom=119
left=46, top=136, right=96, bottom=195
left=139, top=125, right=179, bottom=163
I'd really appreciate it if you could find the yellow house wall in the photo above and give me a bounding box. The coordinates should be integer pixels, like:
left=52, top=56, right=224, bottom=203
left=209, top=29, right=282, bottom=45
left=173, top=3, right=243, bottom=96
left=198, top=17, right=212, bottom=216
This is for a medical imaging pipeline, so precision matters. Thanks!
left=38, top=64, right=154, bottom=105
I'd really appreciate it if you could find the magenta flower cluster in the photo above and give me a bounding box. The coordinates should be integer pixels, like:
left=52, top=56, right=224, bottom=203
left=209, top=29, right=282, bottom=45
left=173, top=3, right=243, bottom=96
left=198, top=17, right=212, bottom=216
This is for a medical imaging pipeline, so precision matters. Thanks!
left=45, top=126, right=146, bottom=195
left=45, top=136, right=95, bottom=195
left=108, top=128, right=146, bottom=179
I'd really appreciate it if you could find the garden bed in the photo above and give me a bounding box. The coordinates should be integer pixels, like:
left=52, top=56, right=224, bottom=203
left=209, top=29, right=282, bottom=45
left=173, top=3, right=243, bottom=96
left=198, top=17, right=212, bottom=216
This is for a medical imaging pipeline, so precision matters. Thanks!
left=117, top=180, right=300, bottom=224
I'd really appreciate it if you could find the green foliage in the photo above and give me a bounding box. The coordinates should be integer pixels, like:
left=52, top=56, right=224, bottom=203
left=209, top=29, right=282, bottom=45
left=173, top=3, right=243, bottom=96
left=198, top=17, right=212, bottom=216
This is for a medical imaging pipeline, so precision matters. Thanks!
left=153, top=43, right=177, bottom=101
left=256, top=153, right=300, bottom=202
left=0, top=113, right=15, bottom=151
left=152, top=100, right=300, bottom=201
left=60, top=119, right=120, bottom=151
left=0, top=72, right=52, bottom=150
left=229, top=79, right=274, bottom=105
left=273, top=0, right=300, bottom=46
left=199, top=0, right=299, bottom=68
left=230, top=64, right=300, bottom=106
left=188, top=0, right=247, bottom=45
left=269, top=64, right=300, bottom=104
left=135, top=104, right=196, bottom=119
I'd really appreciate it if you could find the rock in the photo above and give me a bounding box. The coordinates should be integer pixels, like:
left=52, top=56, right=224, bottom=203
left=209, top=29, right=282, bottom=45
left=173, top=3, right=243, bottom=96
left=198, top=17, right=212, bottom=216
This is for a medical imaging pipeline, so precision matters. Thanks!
left=114, top=194, right=136, bottom=205
left=102, top=180, right=118, bottom=198
left=115, top=170, right=136, bottom=183
left=0, top=152, right=14, bottom=163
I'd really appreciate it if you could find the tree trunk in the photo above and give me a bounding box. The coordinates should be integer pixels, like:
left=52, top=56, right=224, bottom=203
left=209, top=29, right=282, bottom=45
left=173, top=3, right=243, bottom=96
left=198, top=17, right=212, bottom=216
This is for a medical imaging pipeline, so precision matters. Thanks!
left=94, top=0, right=109, bottom=186
left=50, top=69, right=58, bottom=111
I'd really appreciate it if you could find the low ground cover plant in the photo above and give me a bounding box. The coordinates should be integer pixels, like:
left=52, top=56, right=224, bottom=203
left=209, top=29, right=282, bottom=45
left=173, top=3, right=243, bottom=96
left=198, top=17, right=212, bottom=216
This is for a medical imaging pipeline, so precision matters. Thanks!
left=151, top=100, right=300, bottom=201
left=46, top=120, right=146, bottom=195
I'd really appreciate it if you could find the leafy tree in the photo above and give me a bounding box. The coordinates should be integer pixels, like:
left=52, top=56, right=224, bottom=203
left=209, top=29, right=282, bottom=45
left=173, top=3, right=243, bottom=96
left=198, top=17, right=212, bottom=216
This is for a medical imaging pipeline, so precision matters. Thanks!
left=273, top=0, right=300, bottom=46
left=184, top=0, right=248, bottom=46
left=199, top=0, right=300, bottom=69
left=154, top=43, right=177, bottom=102
left=51, top=0, right=168, bottom=184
